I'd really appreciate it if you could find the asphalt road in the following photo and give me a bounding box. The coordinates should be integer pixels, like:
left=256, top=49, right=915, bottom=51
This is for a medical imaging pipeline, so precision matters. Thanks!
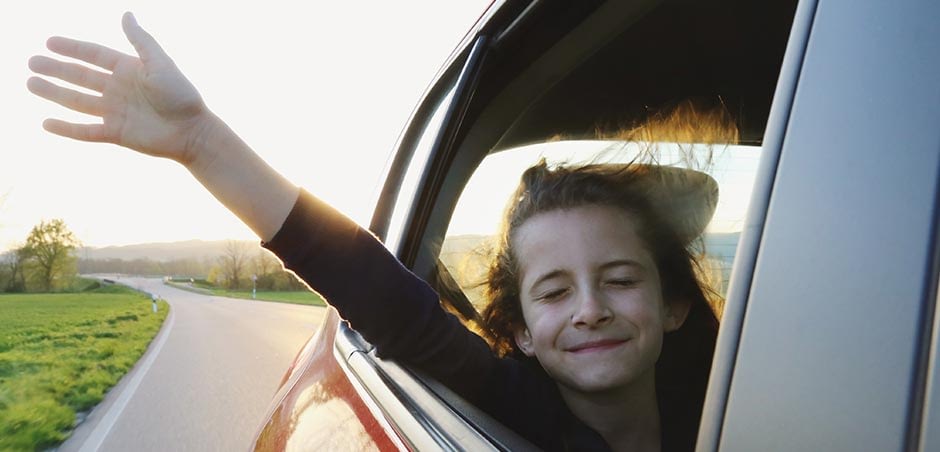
left=58, top=277, right=327, bottom=452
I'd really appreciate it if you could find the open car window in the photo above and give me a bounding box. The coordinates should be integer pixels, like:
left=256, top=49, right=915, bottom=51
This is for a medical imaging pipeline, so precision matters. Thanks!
left=439, top=139, right=761, bottom=323
left=357, top=0, right=799, bottom=448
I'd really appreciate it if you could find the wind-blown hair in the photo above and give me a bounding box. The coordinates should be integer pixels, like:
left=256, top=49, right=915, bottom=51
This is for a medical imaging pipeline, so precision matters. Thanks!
left=479, top=99, right=736, bottom=444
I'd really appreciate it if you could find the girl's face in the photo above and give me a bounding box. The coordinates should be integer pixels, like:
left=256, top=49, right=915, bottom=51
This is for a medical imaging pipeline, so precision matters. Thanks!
left=512, top=205, right=688, bottom=395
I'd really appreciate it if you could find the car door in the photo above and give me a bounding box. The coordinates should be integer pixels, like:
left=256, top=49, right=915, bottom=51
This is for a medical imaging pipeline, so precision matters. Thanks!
left=379, top=0, right=797, bottom=450
left=698, top=1, right=940, bottom=451
left=258, top=0, right=940, bottom=450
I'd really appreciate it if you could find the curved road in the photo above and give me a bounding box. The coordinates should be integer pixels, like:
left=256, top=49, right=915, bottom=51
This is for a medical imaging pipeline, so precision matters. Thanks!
left=59, top=277, right=327, bottom=452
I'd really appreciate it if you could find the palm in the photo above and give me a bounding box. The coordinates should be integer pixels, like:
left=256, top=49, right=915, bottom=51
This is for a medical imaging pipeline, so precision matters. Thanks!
left=27, top=13, right=207, bottom=163
left=104, top=53, right=204, bottom=158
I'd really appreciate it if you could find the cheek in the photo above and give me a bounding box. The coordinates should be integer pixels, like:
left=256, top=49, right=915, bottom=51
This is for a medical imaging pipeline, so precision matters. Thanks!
left=519, top=303, right=566, bottom=344
left=614, top=289, right=667, bottom=328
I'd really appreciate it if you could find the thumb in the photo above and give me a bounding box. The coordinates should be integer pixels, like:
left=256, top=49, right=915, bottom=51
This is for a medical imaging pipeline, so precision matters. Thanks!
left=121, top=12, right=173, bottom=69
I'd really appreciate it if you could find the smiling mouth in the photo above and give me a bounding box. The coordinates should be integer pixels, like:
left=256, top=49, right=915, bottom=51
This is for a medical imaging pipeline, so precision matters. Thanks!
left=565, top=339, right=629, bottom=353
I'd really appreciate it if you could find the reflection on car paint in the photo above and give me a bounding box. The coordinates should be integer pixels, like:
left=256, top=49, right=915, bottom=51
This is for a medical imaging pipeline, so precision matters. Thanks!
left=253, top=309, right=399, bottom=451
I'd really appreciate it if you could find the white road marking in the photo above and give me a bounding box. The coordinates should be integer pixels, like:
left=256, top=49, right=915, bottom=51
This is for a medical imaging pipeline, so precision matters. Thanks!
left=77, top=305, right=176, bottom=452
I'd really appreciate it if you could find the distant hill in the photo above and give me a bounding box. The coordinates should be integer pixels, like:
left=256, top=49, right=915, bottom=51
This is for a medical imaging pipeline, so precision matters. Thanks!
left=78, top=231, right=742, bottom=272
left=439, top=231, right=742, bottom=297
left=703, top=231, right=741, bottom=263
left=440, top=232, right=741, bottom=263
left=79, top=239, right=258, bottom=262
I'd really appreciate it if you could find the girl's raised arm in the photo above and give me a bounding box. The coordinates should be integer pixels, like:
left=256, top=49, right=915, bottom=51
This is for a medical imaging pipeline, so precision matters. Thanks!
left=27, top=12, right=298, bottom=242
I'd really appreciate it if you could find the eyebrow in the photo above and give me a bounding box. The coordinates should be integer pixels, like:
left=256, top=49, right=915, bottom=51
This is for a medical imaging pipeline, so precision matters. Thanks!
left=598, top=259, right=646, bottom=272
left=529, top=270, right=567, bottom=291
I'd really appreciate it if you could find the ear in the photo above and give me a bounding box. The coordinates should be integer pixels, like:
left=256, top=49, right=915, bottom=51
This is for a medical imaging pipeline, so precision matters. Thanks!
left=663, top=298, right=692, bottom=332
left=514, top=328, right=536, bottom=356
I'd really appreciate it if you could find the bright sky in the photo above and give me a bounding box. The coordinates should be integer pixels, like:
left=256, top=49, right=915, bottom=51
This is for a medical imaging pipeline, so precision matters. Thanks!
left=447, top=142, right=762, bottom=237
left=0, top=1, right=490, bottom=252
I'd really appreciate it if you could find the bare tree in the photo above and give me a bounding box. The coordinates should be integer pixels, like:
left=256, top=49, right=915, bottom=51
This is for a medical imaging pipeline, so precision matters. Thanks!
left=218, top=240, right=251, bottom=290
left=251, top=248, right=284, bottom=290
left=8, top=246, right=29, bottom=292
left=253, top=248, right=280, bottom=274
left=1, top=245, right=28, bottom=292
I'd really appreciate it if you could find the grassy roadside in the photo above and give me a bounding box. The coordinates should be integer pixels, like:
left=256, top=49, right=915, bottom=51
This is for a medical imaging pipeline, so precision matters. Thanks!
left=164, top=281, right=325, bottom=307
left=210, top=289, right=325, bottom=306
left=0, top=285, right=168, bottom=451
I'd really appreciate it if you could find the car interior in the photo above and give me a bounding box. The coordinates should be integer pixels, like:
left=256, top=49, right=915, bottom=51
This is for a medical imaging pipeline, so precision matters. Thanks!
left=368, top=0, right=800, bottom=447
left=409, top=0, right=798, bottom=336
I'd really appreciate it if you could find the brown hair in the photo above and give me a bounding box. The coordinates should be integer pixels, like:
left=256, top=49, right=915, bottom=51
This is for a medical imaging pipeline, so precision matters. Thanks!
left=480, top=161, right=720, bottom=356
left=482, top=99, right=734, bottom=356
left=478, top=160, right=720, bottom=443
left=479, top=100, right=734, bottom=440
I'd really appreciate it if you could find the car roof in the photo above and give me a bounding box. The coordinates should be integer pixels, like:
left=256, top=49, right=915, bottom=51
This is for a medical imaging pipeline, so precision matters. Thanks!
left=463, top=0, right=796, bottom=152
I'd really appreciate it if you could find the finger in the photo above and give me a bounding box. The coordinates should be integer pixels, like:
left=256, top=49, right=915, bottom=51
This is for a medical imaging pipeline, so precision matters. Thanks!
left=27, top=77, right=104, bottom=117
left=28, top=55, right=109, bottom=93
left=46, top=36, right=131, bottom=72
left=121, top=12, right=173, bottom=70
left=42, top=119, right=110, bottom=143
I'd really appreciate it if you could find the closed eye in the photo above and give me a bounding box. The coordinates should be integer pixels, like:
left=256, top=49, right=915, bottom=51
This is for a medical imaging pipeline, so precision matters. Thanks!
left=537, top=288, right=569, bottom=302
left=607, top=279, right=638, bottom=287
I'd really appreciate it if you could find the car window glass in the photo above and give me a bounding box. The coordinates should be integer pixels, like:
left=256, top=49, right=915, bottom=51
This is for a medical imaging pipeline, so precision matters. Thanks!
left=384, top=85, right=457, bottom=254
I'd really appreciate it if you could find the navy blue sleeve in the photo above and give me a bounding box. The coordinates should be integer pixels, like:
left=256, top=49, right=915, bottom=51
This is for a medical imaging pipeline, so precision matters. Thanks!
left=262, top=190, right=497, bottom=399
left=262, top=191, right=605, bottom=451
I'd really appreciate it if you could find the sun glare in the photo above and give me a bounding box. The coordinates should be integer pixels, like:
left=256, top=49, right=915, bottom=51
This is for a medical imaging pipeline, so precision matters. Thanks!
left=446, top=141, right=762, bottom=238
left=2, top=0, right=490, bottom=252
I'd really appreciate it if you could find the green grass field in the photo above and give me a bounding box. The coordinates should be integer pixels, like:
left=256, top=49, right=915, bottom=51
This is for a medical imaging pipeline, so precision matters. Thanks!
left=0, top=286, right=168, bottom=451
left=210, top=289, right=325, bottom=306
left=165, top=281, right=325, bottom=306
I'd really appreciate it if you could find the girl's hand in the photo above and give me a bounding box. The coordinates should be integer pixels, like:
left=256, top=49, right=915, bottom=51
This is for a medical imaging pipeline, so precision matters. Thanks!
left=28, top=12, right=299, bottom=242
left=27, top=12, right=212, bottom=166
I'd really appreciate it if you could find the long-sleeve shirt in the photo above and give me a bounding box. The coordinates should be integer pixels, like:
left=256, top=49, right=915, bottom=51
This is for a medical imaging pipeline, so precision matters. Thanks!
left=263, top=190, right=695, bottom=451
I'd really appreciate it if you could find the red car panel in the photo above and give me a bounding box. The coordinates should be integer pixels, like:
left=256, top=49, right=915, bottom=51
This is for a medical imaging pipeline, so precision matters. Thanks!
left=254, top=308, right=402, bottom=451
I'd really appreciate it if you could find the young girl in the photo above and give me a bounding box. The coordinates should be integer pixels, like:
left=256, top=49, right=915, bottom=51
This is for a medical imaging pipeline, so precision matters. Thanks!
left=27, top=13, right=719, bottom=451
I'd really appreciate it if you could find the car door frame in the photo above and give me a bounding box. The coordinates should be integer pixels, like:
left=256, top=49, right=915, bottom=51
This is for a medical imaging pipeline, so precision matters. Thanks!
left=701, top=0, right=940, bottom=451
left=338, top=0, right=940, bottom=451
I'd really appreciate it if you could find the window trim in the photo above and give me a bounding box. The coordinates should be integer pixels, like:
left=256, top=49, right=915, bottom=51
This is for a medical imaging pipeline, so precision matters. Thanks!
left=336, top=323, right=541, bottom=451
left=393, top=35, right=490, bottom=267
left=694, top=0, right=818, bottom=449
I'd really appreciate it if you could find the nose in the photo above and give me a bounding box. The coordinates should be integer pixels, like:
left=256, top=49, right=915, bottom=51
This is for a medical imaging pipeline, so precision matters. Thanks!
left=571, top=288, right=613, bottom=328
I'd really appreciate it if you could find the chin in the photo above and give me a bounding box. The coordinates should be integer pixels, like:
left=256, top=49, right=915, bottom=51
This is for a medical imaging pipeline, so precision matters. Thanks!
left=559, top=369, right=642, bottom=395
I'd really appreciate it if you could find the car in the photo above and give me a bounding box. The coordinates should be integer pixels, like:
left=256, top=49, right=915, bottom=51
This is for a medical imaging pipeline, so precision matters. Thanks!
left=251, top=0, right=940, bottom=450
